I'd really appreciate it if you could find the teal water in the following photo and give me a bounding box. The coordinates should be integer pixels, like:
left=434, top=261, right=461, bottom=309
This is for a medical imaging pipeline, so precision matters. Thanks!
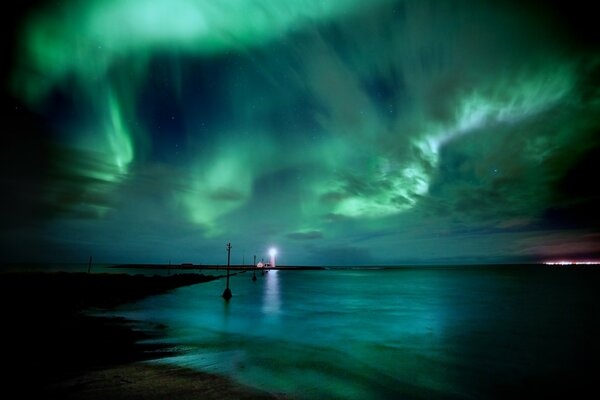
left=108, top=267, right=599, bottom=399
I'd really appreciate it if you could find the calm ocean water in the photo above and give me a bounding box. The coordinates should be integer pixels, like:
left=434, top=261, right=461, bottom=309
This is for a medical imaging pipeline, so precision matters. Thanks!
left=106, top=267, right=599, bottom=399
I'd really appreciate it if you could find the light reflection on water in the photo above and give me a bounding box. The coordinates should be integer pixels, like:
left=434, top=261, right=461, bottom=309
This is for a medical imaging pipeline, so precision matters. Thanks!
left=262, top=270, right=281, bottom=316
left=108, top=268, right=600, bottom=399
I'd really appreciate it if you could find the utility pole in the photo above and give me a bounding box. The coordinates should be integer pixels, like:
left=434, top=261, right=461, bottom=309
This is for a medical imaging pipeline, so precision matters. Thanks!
left=222, top=242, right=232, bottom=300
left=87, top=255, right=93, bottom=273
left=252, top=255, right=257, bottom=281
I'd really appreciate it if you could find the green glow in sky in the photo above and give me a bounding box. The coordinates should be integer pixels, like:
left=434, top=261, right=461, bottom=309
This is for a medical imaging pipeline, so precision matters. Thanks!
left=181, top=135, right=275, bottom=233
left=106, top=92, right=134, bottom=174
left=6, top=0, right=599, bottom=264
left=14, top=0, right=384, bottom=103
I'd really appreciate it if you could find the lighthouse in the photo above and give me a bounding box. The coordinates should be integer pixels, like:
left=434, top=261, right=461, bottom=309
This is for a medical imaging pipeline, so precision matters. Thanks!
left=269, top=247, right=277, bottom=269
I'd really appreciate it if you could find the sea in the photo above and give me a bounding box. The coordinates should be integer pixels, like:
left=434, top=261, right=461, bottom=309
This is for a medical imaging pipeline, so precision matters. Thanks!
left=87, top=266, right=599, bottom=399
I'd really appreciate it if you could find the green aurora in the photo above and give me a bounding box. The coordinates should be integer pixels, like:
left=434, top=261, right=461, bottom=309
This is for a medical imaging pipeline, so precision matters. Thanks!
left=2, top=0, right=599, bottom=264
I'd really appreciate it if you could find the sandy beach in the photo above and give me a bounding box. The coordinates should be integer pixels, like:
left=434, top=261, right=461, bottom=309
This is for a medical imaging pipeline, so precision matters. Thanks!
left=49, top=362, right=282, bottom=399
left=0, top=271, right=280, bottom=399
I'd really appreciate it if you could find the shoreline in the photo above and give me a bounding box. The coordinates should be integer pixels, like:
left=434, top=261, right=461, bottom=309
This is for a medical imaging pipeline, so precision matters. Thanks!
left=109, top=264, right=326, bottom=271
left=0, top=272, right=280, bottom=399
left=49, top=362, right=283, bottom=400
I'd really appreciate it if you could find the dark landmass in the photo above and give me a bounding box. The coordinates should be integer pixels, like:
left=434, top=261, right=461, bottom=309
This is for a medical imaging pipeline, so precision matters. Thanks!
left=0, top=272, right=279, bottom=399
left=110, top=264, right=326, bottom=271
left=110, top=263, right=570, bottom=271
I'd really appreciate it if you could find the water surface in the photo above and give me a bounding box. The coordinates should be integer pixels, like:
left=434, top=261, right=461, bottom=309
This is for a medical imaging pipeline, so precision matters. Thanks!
left=109, top=267, right=600, bottom=399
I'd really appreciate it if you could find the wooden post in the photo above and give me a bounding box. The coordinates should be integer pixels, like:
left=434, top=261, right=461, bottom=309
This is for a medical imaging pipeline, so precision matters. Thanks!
left=87, top=256, right=92, bottom=273
left=222, top=243, right=232, bottom=299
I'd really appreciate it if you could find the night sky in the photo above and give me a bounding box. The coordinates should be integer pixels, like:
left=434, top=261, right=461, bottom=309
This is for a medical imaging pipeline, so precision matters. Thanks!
left=2, top=0, right=599, bottom=265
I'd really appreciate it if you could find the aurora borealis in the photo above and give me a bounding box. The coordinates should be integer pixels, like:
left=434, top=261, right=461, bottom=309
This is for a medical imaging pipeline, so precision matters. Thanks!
left=2, top=0, right=599, bottom=265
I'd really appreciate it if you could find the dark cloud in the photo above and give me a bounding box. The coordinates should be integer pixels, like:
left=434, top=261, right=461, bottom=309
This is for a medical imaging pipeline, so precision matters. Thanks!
left=209, top=189, right=247, bottom=202
left=36, top=146, right=123, bottom=219
left=541, top=141, right=600, bottom=231
left=304, top=244, right=375, bottom=266
left=517, top=232, right=600, bottom=260
left=287, top=231, right=323, bottom=240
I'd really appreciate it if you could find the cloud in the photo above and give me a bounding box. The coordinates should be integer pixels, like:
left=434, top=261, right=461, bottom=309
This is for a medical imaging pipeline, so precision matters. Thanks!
left=209, top=188, right=247, bottom=202
left=34, top=145, right=127, bottom=220
left=517, top=232, right=600, bottom=259
left=287, top=230, right=323, bottom=240
left=304, top=244, right=374, bottom=265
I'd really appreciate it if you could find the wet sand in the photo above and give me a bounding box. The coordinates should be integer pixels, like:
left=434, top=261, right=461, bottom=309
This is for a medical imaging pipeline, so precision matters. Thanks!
left=0, top=272, right=280, bottom=399
left=49, top=363, right=282, bottom=400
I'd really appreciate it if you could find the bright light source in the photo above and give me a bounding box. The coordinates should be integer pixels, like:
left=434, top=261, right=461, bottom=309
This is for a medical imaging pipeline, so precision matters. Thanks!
left=269, top=248, right=277, bottom=257
left=544, top=260, right=600, bottom=265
